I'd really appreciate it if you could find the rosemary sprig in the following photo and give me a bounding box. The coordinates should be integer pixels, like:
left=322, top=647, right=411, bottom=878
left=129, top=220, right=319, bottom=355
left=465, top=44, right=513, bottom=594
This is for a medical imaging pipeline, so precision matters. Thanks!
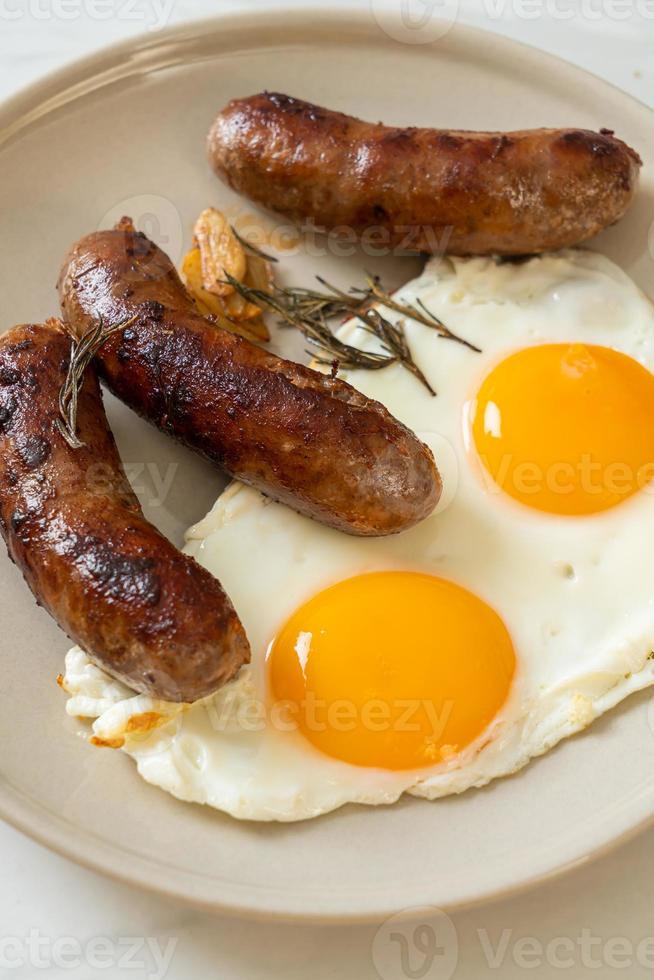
left=223, top=272, right=478, bottom=395
left=262, top=273, right=479, bottom=353
left=56, top=315, right=136, bottom=449
left=359, top=308, right=436, bottom=395
left=223, top=273, right=395, bottom=372
left=231, top=226, right=279, bottom=263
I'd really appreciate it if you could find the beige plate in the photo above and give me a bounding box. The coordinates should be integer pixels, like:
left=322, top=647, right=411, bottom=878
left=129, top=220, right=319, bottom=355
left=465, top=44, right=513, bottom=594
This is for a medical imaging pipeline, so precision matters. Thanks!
left=1, top=8, right=654, bottom=922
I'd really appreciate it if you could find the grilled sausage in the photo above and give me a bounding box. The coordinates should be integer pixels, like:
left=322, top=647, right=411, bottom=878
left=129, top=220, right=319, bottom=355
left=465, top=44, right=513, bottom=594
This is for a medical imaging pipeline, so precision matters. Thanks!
left=58, top=222, right=441, bottom=536
left=207, top=92, right=642, bottom=256
left=0, top=320, right=249, bottom=702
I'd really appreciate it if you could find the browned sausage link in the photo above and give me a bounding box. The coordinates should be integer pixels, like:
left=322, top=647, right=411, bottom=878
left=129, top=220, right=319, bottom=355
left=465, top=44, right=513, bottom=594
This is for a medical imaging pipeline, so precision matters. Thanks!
left=58, top=224, right=441, bottom=536
left=0, top=321, right=249, bottom=702
left=207, top=92, right=642, bottom=256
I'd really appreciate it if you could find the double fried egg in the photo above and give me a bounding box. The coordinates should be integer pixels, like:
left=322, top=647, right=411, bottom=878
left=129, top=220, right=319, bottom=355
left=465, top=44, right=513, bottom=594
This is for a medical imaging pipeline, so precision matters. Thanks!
left=63, top=249, right=654, bottom=821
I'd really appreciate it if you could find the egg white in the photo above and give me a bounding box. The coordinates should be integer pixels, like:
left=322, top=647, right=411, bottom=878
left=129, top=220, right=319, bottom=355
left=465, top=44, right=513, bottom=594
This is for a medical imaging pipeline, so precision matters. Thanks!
left=63, top=249, right=654, bottom=821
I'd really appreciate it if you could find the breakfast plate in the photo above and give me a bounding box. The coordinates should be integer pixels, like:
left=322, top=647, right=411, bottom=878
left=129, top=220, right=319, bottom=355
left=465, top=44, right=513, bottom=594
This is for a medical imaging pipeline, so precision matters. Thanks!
left=1, top=7, right=654, bottom=920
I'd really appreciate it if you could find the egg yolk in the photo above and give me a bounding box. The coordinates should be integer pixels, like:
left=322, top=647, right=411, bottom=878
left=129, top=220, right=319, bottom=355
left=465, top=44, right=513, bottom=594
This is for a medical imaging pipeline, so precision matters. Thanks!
left=470, top=343, right=654, bottom=516
left=267, top=571, right=515, bottom=771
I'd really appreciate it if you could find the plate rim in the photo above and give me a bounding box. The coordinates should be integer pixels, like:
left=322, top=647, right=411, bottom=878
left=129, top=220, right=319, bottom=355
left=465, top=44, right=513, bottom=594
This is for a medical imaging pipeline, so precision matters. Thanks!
left=1, top=5, right=654, bottom=922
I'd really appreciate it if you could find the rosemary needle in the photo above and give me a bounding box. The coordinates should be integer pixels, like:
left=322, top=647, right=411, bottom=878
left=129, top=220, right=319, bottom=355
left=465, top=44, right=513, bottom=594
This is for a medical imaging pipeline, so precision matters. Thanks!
left=360, top=276, right=481, bottom=354
left=231, top=226, right=279, bottom=263
left=56, top=315, right=136, bottom=450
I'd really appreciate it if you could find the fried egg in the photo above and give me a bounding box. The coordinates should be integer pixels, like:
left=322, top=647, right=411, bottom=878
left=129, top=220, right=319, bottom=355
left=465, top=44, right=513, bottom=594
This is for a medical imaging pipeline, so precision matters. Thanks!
left=63, top=249, right=654, bottom=821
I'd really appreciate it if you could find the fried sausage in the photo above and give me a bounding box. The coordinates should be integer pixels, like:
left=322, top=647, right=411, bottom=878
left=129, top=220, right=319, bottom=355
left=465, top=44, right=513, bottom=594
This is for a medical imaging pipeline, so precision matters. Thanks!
left=207, top=92, right=642, bottom=256
left=58, top=222, right=441, bottom=536
left=0, top=320, right=249, bottom=702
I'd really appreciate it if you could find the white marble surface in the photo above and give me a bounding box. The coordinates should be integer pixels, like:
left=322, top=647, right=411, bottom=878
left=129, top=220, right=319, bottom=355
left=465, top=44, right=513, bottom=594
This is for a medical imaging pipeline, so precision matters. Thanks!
left=1, top=2, right=654, bottom=977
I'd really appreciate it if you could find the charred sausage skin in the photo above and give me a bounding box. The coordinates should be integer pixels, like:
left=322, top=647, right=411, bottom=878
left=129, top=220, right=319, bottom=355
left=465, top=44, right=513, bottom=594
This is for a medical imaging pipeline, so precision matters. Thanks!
left=0, top=321, right=249, bottom=702
left=207, top=92, right=642, bottom=256
left=58, top=223, right=441, bottom=536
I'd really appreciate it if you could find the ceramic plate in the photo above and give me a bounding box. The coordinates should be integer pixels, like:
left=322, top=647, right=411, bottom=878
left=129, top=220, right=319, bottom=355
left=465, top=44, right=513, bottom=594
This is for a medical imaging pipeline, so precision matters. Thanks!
left=0, top=8, right=653, bottom=921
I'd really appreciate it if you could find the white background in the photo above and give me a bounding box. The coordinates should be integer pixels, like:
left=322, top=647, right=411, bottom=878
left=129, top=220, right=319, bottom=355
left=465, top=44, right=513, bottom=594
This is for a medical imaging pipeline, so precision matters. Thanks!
left=1, top=1, right=654, bottom=978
